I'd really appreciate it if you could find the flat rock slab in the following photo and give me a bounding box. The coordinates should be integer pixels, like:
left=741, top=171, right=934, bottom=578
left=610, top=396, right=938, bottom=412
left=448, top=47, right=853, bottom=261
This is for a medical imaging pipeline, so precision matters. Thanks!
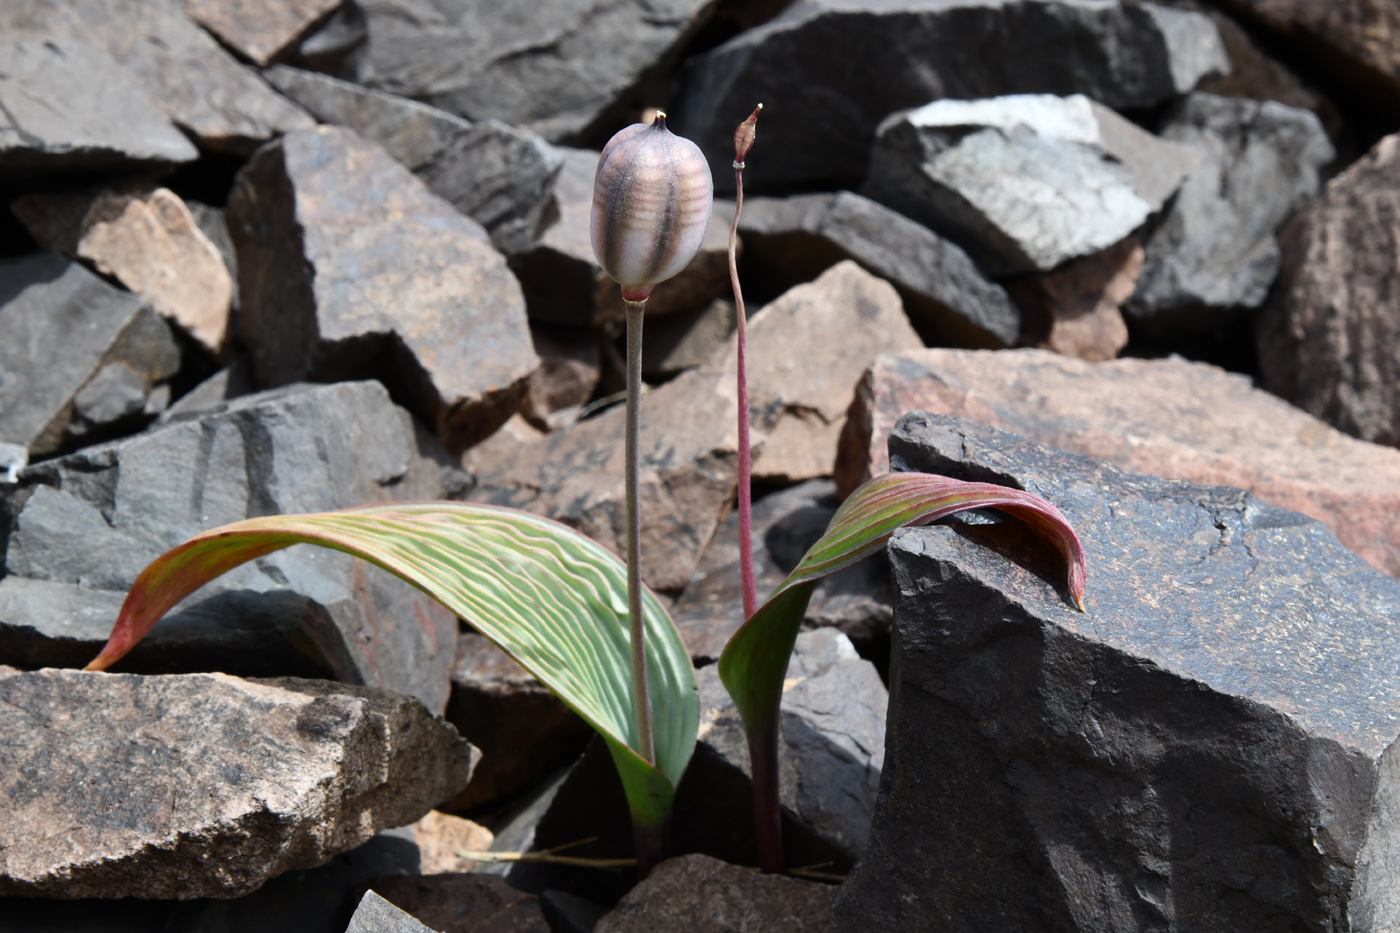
left=368, top=874, right=550, bottom=933
left=347, top=891, right=440, bottom=933
left=596, top=854, right=832, bottom=933
left=675, top=0, right=1225, bottom=193
left=737, top=190, right=1020, bottom=348
left=0, top=35, right=198, bottom=172
left=265, top=66, right=561, bottom=256
left=1255, top=131, right=1400, bottom=447
left=833, top=412, right=1400, bottom=930
left=0, top=381, right=462, bottom=712
left=863, top=94, right=1200, bottom=277
left=182, top=0, right=342, bottom=66
left=228, top=126, right=537, bottom=454
left=0, top=670, right=476, bottom=899
left=837, top=348, right=1400, bottom=580
left=0, top=253, right=181, bottom=458
left=1128, top=92, right=1333, bottom=336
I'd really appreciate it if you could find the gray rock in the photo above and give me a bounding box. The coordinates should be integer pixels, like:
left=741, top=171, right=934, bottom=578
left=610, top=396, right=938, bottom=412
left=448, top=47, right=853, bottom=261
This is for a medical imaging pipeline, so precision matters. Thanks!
left=1127, top=92, right=1334, bottom=336
left=0, top=669, right=476, bottom=899
left=642, top=298, right=736, bottom=380
left=367, top=874, right=551, bottom=933
left=346, top=891, right=439, bottom=933
left=228, top=126, right=537, bottom=454
left=264, top=66, right=561, bottom=255
left=833, top=412, right=1400, bottom=931
left=157, top=358, right=258, bottom=425
left=863, top=94, right=1200, bottom=277
left=0, top=253, right=181, bottom=458
left=520, top=324, right=600, bottom=431
left=0, top=381, right=462, bottom=711
left=356, top=0, right=717, bottom=143
left=0, top=35, right=198, bottom=172
left=738, top=190, right=1020, bottom=348
left=674, top=0, right=1226, bottom=193
left=0, top=0, right=313, bottom=154
left=181, top=0, right=344, bottom=67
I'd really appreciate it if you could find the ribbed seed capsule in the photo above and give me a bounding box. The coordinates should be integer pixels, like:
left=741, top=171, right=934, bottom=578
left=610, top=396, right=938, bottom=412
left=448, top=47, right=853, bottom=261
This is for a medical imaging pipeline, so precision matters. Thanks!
left=591, top=112, right=714, bottom=303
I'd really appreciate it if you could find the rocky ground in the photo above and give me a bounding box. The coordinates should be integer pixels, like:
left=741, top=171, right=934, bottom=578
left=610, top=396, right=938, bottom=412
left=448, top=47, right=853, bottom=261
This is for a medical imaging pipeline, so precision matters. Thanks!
left=2, top=0, right=1400, bottom=930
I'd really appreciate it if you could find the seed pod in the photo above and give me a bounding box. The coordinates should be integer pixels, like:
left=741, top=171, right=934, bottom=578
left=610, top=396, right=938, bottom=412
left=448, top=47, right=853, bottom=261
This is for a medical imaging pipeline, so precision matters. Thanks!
left=591, top=112, right=714, bottom=303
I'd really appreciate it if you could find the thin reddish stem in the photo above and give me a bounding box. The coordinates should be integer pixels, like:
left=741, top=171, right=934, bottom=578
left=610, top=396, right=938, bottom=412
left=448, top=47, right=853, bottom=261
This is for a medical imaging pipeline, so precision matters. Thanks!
left=731, top=163, right=758, bottom=623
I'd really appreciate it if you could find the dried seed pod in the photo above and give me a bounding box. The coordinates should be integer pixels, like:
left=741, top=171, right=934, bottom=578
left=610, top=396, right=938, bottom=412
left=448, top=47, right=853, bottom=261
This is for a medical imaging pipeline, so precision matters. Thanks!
left=591, top=112, right=714, bottom=303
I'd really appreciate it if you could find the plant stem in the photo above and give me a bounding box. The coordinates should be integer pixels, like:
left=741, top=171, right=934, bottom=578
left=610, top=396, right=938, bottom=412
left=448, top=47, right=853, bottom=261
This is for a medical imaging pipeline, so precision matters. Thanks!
left=624, top=298, right=654, bottom=771
left=730, top=160, right=757, bottom=622
left=747, top=718, right=784, bottom=875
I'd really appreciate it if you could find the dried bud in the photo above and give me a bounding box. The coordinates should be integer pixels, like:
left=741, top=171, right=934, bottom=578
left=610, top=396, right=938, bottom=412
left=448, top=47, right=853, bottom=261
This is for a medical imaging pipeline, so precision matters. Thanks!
left=733, top=103, right=762, bottom=166
left=591, top=112, right=714, bottom=303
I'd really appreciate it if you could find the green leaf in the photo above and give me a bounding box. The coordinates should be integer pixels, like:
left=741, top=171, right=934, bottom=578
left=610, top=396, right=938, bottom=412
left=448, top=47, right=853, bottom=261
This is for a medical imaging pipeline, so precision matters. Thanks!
left=85, top=502, right=698, bottom=828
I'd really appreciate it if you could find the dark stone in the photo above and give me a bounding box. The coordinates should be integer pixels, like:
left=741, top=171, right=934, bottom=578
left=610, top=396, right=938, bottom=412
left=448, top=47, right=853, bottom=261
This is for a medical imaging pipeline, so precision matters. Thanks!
left=0, top=381, right=462, bottom=712
left=737, top=190, right=1020, bottom=348
left=674, top=0, right=1226, bottom=194
left=0, top=253, right=182, bottom=458
left=227, top=126, right=537, bottom=454
left=833, top=412, right=1400, bottom=930
left=641, top=299, right=736, bottom=381
left=264, top=66, right=561, bottom=255
left=181, top=0, right=344, bottom=67
left=368, top=874, right=550, bottom=933
left=540, top=890, right=608, bottom=933
left=520, top=324, right=600, bottom=432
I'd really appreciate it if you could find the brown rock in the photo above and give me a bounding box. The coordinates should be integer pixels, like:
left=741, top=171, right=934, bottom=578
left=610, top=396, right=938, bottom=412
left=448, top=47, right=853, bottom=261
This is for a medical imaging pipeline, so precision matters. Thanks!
left=13, top=187, right=234, bottom=357
left=182, top=0, right=343, bottom=66
left=410, top=811, right=494, bottom=875
left=520, top=324, right=599, bottom=432
left=370, top=874, right=549, bottom=933
left=469, top=367, right=742, bottom=592
left=443, top=632, right=591, bottom=811
left=0, top=670, right=477, bottom=899
left=835, top=347, right=1400, bottom=579
left=720, top=261, right=922, bottom=484
left=1008, top=236, right=1140, bottom=362
left=643, top=298, right=737, bottom=380
left=1255, top=131, right=1400, bottom=447
left=595, top=854, right=832, bottom=933
left=228, top=126, right=538, bottom=454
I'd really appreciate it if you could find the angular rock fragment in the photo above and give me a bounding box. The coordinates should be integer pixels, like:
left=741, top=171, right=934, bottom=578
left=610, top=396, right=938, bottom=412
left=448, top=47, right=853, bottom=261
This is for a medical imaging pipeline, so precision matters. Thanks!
left=0, top=36, right=198, bottom=172
left=265, top=66, right=561, bottom=255
left=863, top=94, right=1199, bottom=277
left=1009, top=236, right=1141, bottom=361
left=738, top=191, right=1020, bottom=348
left=0, top=670, right=476, bottom=899
left=409, top=811, right=494, bottom=875
left=228, top=126, right=537, bottom=454
left=347, top=891, right=438, bottom=933
left=1255, top=131, right=1400, bottom=447
left=597, top=854, right=832, bottom=933
left=520, top=324, right=600, bottom=432
left=356, top=0, right=717, bottom=142
left=0, top=381, right=462, bottom=711
left=642, top=298, right=737, bottom=380
left=721, top=262, right=921, bottom=484
left=182, top=0, right=343, bottom=67
left=1127, top=93, right=1333, bottom=336
left=13, top=187, right=235, bottom=357
left=369, top=875, right=550, bottom=933
left=834, top=412, right=1400, bottom=931
left=469, top=366, right=740, bottom=592
left=0, top=253, right=181, bottom=458
left=675, top=0, right=1225, bottom=193
left=835, top=348, right=1400, bottom=579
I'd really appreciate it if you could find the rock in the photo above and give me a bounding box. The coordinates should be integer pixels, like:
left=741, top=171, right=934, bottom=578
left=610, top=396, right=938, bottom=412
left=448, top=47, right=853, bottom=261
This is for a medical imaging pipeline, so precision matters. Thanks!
left=540, top=890, right=609, bottom=933
left=0, top=35, right=198, bottom=173
left=264, top=66, right=561, bottom=255
left=1255, top=132, right=1400, bottom=447
left=182, top=0, right=344, bottom=67
left=1126, top=93, right=1333, bottom=337
left=737, top=191, right=1020, bottom=348
left=720, top=261, right=921, bottom=484
left=674, top=0, right=1225, bottom=193
left=0, top=381, right=462, bottom=711
left=596, top=854, right=832, bottom=933
left=369, top=875, right=550, bottom=933
left=443, top=632, right=591, bottom=811
left=0, top=253, right=181, bottom=458
left=0, top=0, right=313, bottom=153
left=833, top=411, right=1400, bottom=930
left=410, top=811, right=494, bottom=875
left=228, top=126, right=537, bottom=454
left=862, top=94, right=1200, bottom=277
left=346, top=891, right=439, bottom=933
left=1008, top=237, right=1141, bottom=361
left=642, top=299, right=737, bottom=380
left=511, top=147, right=736, bottom=327
left=468, top=366, right=740, bottom=593
left=835, top=347, right=1400, bottom=580
left=0, top=670, right=476, bottom=899
left=156, top=357, right=258, bottom=424
left=12, top=187, right=236, bottom=357
left=520, top=325, right=600, bottom=432
left=673, top=480, right=891, bottom=665
left=356, top=0, right=716, bottom=143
